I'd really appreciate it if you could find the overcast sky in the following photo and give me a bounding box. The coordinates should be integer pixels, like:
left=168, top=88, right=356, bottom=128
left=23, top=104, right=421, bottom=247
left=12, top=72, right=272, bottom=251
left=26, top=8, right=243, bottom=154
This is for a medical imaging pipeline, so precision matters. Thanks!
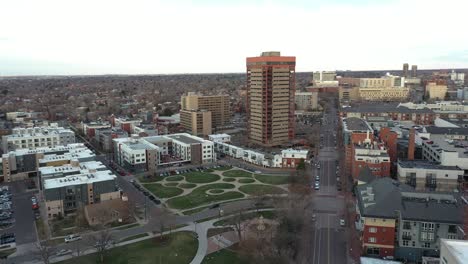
left=1, top=0, right=468, bottom=75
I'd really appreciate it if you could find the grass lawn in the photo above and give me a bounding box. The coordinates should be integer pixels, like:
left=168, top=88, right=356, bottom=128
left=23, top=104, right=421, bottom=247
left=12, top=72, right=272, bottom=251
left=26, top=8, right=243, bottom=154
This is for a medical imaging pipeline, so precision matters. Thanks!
left=239, top=184, right=287, bottom=195
left=209, top=189, right=224, bottom=194
left=179, top=183, right=197, bottom=189
left=166, top=175, right=184, bottom=182
left=215, top=166, right=233, bottom=171
left=165, top=182, right=179, bottom=187
left=184, top=172, right=220, bottom=183
left=119, top=233, right=149, bottom=242
left=223, top=170, right=252, bottom=178
left=238, top=178, right=255, bottom=184
left=202, top=248, right=250, bottom=264
left=144, top=183, right=183, bottom=198
left=58, top=232, right=198, bottom=264
left=167, top=183, right=244, bottom=209
left=254, top=174, right=289, bottom=185
left=222, top=178, right=236, bottom=182
left=182, top=206, right=210, bottom=215
left=139, top=176, right=164, bottom=183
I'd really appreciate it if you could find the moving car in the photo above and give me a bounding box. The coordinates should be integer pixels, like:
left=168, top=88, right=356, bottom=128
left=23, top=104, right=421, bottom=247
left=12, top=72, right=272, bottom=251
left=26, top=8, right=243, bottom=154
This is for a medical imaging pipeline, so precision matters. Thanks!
left=64, top=234, right=82, bottom=243
left=340, top=219, right=345, bottom=227
left=314, top=182, right=320, bottom=190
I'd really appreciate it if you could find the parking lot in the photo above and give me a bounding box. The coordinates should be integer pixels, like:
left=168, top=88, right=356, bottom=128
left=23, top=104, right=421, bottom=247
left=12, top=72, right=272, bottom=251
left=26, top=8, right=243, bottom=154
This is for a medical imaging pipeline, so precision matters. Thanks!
left=0, top=181, right=38, bottom=245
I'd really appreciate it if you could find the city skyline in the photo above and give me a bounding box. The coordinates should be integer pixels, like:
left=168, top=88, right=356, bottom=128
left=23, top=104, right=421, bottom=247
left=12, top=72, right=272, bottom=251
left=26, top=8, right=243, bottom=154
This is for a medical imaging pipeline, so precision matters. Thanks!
left=2, top=0, right=468, bottom=75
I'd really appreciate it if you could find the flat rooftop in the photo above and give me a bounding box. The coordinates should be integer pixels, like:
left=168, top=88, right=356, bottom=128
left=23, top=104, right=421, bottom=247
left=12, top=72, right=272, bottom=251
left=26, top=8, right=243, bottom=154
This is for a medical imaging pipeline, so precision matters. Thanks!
left=398, top=160, right=462, bottom=170
left=39, top=150, right=95, bottom=163
left=342, top=103, right=433, bottom=114
left=168, top=134, right=202, bottom=144
left=43, top=170, right=116, bottom=189
left=11, top=143, right=88, bottom=156
left=343, top=117, right=373, bottom=132
left=442, top=239, right=468, bottom=264
left=424, top=136, right=468, bottom=158
left=39, top=161, right=106, bottom=176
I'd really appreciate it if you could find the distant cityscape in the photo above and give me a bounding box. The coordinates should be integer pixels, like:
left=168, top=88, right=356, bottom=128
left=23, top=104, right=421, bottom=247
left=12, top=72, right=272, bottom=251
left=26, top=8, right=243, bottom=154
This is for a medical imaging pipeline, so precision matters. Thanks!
left=0, top=51, right=467, bottom=264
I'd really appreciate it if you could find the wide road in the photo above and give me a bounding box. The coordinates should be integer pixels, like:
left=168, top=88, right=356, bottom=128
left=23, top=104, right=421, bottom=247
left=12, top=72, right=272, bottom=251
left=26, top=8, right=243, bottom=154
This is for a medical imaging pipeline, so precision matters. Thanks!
left=308, top=98, right=348, bottom=264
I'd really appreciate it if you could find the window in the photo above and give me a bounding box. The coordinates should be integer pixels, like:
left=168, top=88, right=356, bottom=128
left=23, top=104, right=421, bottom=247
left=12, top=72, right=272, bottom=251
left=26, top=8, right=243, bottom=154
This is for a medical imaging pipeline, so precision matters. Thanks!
left=422, top=242, right=431, bottom=248
left=368, top=237, right=376, bottom=243
left=448, top=225, right=457, bottom=233
left=403, top=240, right=409, bottom=246
left=369, top=227, right=377, bottom=233
left=421, top=222, right=434, bottom=231
left=403, top=221, right=411, bottom=229
left=412, top=241, right=415, bottom=247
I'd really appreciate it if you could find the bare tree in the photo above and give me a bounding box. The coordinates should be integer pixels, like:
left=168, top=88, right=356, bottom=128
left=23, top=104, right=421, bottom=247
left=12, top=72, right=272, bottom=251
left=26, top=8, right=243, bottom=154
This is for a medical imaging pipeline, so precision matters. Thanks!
left=154, top=208, right=175, bottom=240
left=35, top=240, right=53, bottom=264
left=90, top=227, right=114, bottom=263
left=232, top=210, right=246, bottom=241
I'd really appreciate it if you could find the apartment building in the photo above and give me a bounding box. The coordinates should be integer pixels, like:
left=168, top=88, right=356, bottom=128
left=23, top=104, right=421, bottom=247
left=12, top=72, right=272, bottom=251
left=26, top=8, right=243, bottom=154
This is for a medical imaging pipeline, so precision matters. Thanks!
left=2, top=124, right=75, bottom=152
left=421, top=135, right=468, bottom=171
left=340, top=103, right=435, bottom=125
left=352, top=142, right=391, bottom=180
left=426, top=82, right=448, bottom=100
left=356, top=178, right=464, bottom=260
left=43, top=170, right=120, bottom=218
left=180, top=92, right=230, bottom=128
left=339, top=86, right=360, bottom=102
left=397, top=160, right=464, bottom=192
left=358, top=87, right=409, bottom=101
left=246, top=51, right=296, bottom=147
left=208, top=134, right=231, bottom=143
left=0, top=144, right=93, bottom=182
left=180, top=109, right=212, bottom=136
left=111, top=117, right=142, bottom=134
left=341, top=117, right=374, bottom=178
left=94, top=128, right=128, bottom=152
left=113, top=133, right=214, bottom=172
left=295, top=92, right=318, bottom=111
left=281, top=149, right=308, bottom=168
left=82, top=121, right=111, bottom=137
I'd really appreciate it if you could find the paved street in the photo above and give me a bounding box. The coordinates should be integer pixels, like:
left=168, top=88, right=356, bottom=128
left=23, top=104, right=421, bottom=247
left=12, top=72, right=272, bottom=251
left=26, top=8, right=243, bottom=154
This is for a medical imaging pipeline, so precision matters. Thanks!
left=307, top=98, right=348, bottom=264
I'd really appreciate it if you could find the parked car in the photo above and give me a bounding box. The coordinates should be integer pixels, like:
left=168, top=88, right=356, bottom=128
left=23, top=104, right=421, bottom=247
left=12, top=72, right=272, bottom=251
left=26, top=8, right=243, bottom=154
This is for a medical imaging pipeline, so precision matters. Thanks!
left=340, top=219, right=345, bottom=227
left=314, top=182, right=320, bottom=190
left=64, top=234, right=82, bottom=243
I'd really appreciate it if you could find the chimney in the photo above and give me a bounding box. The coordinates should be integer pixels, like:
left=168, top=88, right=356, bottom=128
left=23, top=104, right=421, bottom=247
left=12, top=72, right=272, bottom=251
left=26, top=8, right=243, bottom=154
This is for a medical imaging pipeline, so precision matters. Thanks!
left=408, top=128, right=415, bottom=160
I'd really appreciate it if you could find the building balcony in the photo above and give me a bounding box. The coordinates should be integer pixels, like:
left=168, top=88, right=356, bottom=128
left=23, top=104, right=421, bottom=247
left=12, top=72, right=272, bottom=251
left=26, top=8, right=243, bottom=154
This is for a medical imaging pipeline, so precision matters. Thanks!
left=402, top=234, right=412, bottom=240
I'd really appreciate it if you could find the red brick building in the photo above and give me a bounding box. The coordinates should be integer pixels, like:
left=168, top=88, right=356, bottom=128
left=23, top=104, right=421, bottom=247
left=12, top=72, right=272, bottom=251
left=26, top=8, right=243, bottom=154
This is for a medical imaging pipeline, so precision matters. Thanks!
left=352, top=142, right=391, bottom=180
left=342, top=117, right=374, bottom=178
left=379, top=127, right=398, bottom=176
left=361, top=218, right=396, bottom=258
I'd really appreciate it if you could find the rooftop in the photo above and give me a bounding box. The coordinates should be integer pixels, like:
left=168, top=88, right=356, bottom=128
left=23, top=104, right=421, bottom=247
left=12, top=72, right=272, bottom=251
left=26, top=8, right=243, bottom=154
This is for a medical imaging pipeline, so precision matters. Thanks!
left=39, top=150, right=95, bottom=163
left=209, top=134, right=230, bottom=138
left=398, top=160, right=462, bottom=171
left=441, top=239, right=468, bottom=264
left=343, top=117, right=373, bottom=132
left=423, top=136, right=468, bottom=158
left=425, top=126, right=468, bottom=136
left=167, top=134, right=203, bottom=144
left=342, top=103, right=433, bottom=114
left=43, top=170, right=116, bottom=189
left=10, top=143, right=88, bottom=156
left=356, top=178, right=463, bottom=223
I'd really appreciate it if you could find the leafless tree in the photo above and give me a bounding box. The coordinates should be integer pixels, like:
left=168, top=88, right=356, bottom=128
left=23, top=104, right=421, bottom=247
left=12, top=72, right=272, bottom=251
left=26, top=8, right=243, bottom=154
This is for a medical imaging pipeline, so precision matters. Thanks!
left=154, top=208, right=175, bottom=240
left=35, top=240, right=53, bottom=264
left=231, top=210, right=246, bottom=241
left=89, top=227, right=114, bottom=263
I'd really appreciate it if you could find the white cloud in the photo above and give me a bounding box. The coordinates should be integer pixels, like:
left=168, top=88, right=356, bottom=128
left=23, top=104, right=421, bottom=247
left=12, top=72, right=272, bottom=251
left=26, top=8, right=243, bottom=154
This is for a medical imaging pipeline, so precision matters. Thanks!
left=1, top=0, right=467, bottom=75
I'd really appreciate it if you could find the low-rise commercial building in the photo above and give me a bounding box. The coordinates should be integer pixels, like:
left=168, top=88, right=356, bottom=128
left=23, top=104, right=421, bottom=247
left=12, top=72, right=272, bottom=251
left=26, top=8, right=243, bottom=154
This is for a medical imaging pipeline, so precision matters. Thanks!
left=397, top=160, right=464, bottom=192
left=208, top=134, right=231, bottom=143
left=426, top=82, right=448, bottom=100
left=358, top=87, right=409, bottom=101
left=43, top=170, right=120, bottom=218
left=94, top=128, right=128, bottom=152
left=295, top=92, right=318, bottom=110
left=2, top=124, right=75, bottom=152
left=421, top=136, right=468, bottom=170
left=82, top=121, right=111, bottom=138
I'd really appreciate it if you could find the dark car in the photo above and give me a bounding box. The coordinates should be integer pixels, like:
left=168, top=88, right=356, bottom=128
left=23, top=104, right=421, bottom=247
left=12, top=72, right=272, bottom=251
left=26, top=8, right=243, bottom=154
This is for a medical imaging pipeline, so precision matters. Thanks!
left=148, top=196, right=156, bottom=201
left=142, top=191, right=149, bottom=196
left=153, top=199, right=161, bottom=205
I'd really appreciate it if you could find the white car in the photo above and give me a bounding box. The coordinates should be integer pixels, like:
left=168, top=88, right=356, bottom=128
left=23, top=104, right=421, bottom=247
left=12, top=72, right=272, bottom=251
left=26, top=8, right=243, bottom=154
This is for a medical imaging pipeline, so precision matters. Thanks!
left=64, top=234, right=82, bottom=243
left=340, top=219, right=345, bottom=227
left=254, top=170, right=262, bottom=174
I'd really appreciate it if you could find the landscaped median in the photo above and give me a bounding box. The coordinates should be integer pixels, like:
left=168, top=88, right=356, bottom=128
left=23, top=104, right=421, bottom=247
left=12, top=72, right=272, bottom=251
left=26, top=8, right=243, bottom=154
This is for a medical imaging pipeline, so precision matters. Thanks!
left=57, top=231, right=198, bottom=264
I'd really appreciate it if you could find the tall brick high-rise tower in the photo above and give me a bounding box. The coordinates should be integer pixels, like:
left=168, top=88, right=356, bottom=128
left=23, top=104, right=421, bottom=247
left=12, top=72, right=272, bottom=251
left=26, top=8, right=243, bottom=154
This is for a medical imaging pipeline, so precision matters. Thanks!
left=246, top=51, right=296, bottom=147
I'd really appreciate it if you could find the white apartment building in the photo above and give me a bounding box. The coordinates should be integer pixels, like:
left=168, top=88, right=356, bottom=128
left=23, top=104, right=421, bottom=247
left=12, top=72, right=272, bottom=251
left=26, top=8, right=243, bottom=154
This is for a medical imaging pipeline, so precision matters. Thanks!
left=421, top=135, right=468, bottom=170
left=208, top=134, right=231, bottom=143
left=2, top=124, right=75, bottom=152
left=440, top=239, right=468, bottom=264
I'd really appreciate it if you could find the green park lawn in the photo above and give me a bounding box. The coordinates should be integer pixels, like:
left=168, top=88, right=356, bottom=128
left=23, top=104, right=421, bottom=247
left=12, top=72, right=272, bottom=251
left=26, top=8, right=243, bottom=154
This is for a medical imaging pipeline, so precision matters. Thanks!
left=184, top=172, right=221, bottom=183
left=164, top=182, right=179, bottom=187
left=167, top=183, right=244, bottom=209
left=238, top=178, right=255, bottom=184
left=223, top=170, right=253, bottom=178
left=166, top=175, right=184, bottom=181
left=139, top=176, right=164, bottom=183
left=254, top=174, right=289, bottom=185
left=239, top=184, right=287, bottom=195
left=222, top=178, right=236, bottom=182
left=202, top=248, right=250, bottom=264
left=144, top=183, right=183, bottom=198
left=58, top=232, right=198, bottom=264
left=179, top=183, right=197, bottom=189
